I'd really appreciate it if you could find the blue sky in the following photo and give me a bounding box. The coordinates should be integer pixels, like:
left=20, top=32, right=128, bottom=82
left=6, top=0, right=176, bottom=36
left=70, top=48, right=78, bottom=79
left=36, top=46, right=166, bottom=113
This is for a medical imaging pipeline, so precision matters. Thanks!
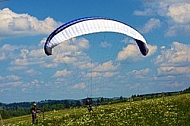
left=0, top=0, right=190, bottom=103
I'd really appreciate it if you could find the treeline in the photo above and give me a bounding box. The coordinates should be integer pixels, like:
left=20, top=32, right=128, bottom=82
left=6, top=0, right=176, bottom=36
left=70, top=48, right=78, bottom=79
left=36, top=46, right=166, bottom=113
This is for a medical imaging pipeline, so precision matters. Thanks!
left=0, top=98, right=111, bottom=119
left=131, top=87, right=190, bottom=101
left=0, top=100, right=78, bottom=119
left=1, top=87, right=190, bottom=119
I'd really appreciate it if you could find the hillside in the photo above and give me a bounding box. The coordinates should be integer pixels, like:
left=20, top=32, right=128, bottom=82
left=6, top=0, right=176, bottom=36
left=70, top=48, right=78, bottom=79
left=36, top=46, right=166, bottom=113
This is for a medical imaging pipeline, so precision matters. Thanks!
left=0, top=87, right=190, bottom=120
left=2, top=93, right=190, bottom=126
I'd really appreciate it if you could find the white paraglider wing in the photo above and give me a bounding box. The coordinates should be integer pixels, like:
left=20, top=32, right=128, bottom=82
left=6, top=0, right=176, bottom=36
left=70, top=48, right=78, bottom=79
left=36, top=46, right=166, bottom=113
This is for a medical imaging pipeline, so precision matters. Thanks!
left=44, top=17, right=149, bottom=56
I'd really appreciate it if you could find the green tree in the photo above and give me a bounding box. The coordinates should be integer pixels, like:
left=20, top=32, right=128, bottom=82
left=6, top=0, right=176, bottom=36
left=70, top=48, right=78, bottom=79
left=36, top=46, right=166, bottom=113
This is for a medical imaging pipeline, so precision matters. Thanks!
left=64, top=100, right=70, bottom=108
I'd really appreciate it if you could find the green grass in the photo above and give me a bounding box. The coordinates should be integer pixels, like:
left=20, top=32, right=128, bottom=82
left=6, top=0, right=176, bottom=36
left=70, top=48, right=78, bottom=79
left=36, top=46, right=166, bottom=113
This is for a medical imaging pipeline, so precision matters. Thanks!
left=3, top=93, right=190, bottom=126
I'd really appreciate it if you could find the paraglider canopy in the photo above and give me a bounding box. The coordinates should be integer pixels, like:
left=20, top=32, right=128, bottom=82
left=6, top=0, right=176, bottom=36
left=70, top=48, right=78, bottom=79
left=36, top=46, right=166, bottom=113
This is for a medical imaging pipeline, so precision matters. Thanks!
left=44, top=17, right=149, bottom=56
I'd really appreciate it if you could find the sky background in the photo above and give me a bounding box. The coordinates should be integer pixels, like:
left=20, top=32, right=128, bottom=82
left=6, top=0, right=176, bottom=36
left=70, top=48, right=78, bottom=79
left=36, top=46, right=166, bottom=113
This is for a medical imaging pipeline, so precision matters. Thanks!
left=0, top=0, right=190, bottom=103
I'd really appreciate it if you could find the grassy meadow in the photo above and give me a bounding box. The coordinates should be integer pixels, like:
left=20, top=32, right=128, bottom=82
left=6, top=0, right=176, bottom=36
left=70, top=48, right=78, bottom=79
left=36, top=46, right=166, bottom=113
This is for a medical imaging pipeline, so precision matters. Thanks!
left=2, top=93, right=190, bottom=126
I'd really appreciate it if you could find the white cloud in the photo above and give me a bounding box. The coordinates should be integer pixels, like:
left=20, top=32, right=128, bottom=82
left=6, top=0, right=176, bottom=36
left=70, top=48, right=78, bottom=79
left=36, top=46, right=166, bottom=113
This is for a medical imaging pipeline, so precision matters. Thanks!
left=6, top=75, right=21, bottom=81
left=131, top=68, right=150, bottom=75
left=77, top=38, right=90, bottom=50
left=53, top=69, right=71, bottom=77
left=117, top=44, right=139, bottom=61
left=25, top=68, right=41, bottom=75
left=136, top=1, right=190, bottom=36
left=166, top=3, right=190, bottom=36
left=127, top=68, right=151, bottom=79
left=10, top=49, right=45, bottom=66
left=86, top=71, right=101, bottom=78
left=4, top=81, right=22, bottom=87
left=103, top=71, right=118, bottom=78
left=7, top=66, right=27, bottom=71
left=0, top=44, right=21, bottom=59
left=6, top=45, right=45, bottom=66
left=100, top=41, right=112, bottom=48
left=43, top=63, right=57, bottom=68
left=116, top=44, right=157, bottom=61
left=142, top=18, right=161, bottom=33
left=30, top=79, right=40, bottom=88
left=76, top=61, right=95, bottom=70
left=53, top=55, right=77, bottom=64
left=154, top=42, right=190, bottom=66
left=11, top=58, right=28, bottom=66
left=134, top=8, right=155, bottom=16
left=82, top=61, right=120, bottom=79
left=163, top=82, right=182, bottom=88
left=86, top=71, right=118, bottom=78
left=72, top=83, right=86, bottom=89
left=157, top=66, right=190, bottom=75
left=29, top=49, right=44, bottom=58
left=56, top=38, right=89, bottom=53
left=141, top=1, right=190, bottom=16
left=0, top=8, right=61, bottom=38
left=154, top=42, right=190, bottom=76
left=51, top=38, right=90, bottom=65
left=166, top=21, right=190, bottom=36
left=167, top=3, right=190, bottom=24
left=93, top=61, right=118, bottom=72
left=0, top=53, right=5, bottom=60
left=0, top=44, right=19, bottom=51
left=147, top=44, right=158, bottom=56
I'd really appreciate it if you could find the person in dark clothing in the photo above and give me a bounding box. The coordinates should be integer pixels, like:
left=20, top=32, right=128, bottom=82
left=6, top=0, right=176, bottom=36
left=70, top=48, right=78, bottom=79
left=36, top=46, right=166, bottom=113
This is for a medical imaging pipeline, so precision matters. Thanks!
left=31, top=103, right=38, bottom=124
left=86, top=98, right=93, bottom=112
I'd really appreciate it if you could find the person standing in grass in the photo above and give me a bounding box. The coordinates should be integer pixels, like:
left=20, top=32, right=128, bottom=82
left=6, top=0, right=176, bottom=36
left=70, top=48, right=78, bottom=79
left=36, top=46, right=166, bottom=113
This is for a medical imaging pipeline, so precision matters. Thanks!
left=86, top=98, right=93, bottom=112
left=31, top=103, right=39, bottom=124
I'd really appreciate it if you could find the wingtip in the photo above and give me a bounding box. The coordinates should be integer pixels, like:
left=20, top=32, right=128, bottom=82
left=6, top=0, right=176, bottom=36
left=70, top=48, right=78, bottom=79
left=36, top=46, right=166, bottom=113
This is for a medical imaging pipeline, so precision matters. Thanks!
left=135, top=39, right=149, bottom=56
left=44, top=46, right=52, bottom=56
